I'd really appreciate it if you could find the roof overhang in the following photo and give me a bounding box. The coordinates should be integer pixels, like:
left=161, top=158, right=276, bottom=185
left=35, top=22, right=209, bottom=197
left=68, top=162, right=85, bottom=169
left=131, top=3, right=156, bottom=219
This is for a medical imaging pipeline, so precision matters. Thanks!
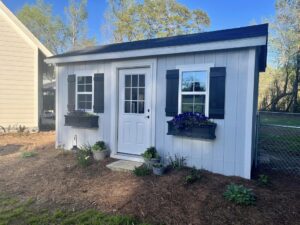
left=45, top=36, right=267, bottom=69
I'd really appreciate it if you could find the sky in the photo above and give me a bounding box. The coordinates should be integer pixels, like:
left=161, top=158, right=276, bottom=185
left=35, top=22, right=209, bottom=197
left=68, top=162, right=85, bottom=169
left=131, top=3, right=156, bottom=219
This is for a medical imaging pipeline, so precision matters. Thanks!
left=2, top=0, right=276, bottom=44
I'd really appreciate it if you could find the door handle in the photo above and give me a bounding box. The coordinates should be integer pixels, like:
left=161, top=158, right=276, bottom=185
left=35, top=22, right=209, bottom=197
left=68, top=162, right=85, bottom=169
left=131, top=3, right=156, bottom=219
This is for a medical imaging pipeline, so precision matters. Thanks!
left=146, top=115, right=150, bottom=119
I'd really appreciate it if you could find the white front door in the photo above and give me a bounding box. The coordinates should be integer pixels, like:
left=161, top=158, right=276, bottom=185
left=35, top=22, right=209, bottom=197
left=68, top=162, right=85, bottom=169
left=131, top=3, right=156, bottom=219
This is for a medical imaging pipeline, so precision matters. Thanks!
left=118, top=68, right=152, bottom=155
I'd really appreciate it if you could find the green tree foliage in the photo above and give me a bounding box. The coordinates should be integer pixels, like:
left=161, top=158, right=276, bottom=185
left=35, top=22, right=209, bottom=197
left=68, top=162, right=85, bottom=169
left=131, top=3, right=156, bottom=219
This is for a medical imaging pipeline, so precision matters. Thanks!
left=103, top=0, right=210, bottom=43
left=260, top=0, right=300, bottom=112
left=17, top=0, right=96, bottom=54
left=17, top=0, right=66, bottom=54
left=65, top=0, right=96, bottom=50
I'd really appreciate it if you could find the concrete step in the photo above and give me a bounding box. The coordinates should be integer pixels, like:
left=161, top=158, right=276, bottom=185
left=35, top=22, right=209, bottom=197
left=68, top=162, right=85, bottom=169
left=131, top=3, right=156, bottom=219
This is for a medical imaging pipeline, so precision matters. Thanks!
left=106, top=160, right=143, bottom=172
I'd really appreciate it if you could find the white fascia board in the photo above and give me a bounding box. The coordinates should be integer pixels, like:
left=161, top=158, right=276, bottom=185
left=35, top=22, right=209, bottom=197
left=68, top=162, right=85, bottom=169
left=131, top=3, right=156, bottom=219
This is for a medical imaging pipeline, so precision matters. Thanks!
left=45, top=36, right=266, bottom=64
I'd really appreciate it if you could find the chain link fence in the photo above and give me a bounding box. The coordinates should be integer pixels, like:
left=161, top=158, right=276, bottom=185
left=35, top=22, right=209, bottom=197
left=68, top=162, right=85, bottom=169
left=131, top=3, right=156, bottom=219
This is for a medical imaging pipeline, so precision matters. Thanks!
left=256, top=111, right=300, bottom=176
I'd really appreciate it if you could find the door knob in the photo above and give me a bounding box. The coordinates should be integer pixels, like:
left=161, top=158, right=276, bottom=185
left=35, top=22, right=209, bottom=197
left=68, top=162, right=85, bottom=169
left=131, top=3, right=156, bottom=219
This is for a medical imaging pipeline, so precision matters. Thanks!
left=146, top=115, right=150, bottom=119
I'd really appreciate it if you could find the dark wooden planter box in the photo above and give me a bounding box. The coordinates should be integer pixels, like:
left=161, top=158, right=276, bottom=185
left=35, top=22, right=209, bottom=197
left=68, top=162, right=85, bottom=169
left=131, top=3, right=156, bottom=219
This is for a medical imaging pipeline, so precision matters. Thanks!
left=167, top=121, right=216, bottom=140
left=65, top=115, right=99, bottom=128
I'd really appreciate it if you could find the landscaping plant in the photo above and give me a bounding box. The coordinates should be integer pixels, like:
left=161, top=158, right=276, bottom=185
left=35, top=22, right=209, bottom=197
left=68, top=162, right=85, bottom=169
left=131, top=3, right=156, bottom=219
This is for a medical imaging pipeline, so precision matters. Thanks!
left=142, top=147, right=160, bottom=168
left=133, top=165, right=152, bottom=176
left=92, top=141, right=109, bottom=161
left=185, top=167, right=202, bottom=185
left=223, top=183, right=256, bottom=205
left=168, top=154, right=186, bottom=170
left=77, top=144, right=93, bottom=167
left=22, top=151, right=37, bottom=158
left=170, top=112, right=216, bottom=131
left=257, top=174, right=270, bottom=187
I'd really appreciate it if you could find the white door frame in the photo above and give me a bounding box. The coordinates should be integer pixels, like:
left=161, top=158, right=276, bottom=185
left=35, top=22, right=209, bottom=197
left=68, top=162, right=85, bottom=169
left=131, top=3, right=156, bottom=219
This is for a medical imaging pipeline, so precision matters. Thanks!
left=110, top=58, right=157, bottom=162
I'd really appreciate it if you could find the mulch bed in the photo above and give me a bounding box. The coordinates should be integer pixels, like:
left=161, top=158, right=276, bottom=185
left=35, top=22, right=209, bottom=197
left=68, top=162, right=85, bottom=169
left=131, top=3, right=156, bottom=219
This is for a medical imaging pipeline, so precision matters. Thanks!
left=0, top=132, right=299, bottom=225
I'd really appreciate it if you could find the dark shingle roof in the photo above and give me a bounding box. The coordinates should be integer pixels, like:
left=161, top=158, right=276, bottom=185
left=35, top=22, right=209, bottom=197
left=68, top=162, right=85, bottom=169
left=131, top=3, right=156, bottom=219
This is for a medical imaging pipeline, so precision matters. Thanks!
left=49, top=24, right=268, bottom=71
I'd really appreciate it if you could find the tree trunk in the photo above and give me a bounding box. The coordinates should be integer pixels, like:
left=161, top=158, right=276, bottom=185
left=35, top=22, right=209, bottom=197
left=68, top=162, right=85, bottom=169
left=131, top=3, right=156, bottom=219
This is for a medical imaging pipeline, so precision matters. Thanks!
left=292, top=53, right=300, bottom=112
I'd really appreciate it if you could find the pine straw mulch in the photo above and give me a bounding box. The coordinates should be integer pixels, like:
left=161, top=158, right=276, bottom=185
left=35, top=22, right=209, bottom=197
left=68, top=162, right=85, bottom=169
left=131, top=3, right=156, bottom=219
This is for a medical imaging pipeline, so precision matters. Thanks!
left=0, top=132, right=299, bottom=225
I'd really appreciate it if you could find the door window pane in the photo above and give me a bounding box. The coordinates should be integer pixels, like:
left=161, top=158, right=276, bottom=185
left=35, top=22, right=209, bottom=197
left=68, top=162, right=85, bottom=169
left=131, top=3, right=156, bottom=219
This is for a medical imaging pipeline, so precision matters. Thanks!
left=132, top=75, right=138, bottom=87
left=124, top=74, right=145, bottom=114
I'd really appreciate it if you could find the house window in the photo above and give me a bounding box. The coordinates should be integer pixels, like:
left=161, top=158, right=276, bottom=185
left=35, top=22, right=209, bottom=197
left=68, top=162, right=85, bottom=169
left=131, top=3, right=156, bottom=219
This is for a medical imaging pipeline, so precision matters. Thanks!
left=179, top=68, right=209, bottom=116
left=77, top=76, right=93, bottom=111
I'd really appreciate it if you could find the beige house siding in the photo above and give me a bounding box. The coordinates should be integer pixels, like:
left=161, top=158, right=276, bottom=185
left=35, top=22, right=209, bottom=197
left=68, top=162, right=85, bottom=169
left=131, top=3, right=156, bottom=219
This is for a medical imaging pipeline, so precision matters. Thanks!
left=0, top=11, right=37, bottom=128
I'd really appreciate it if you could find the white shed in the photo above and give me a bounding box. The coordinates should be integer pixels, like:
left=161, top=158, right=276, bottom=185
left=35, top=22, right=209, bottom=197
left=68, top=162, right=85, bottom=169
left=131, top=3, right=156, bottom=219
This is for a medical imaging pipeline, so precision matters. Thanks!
left=46, top=24, right=268, bottom=179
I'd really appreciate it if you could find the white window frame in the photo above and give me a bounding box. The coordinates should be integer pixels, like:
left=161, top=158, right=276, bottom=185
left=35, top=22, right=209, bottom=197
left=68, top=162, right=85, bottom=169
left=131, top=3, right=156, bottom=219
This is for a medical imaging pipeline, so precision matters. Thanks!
left=75, top=73, right=94, bottom=112
left=176, top=64, right=214, bottom=117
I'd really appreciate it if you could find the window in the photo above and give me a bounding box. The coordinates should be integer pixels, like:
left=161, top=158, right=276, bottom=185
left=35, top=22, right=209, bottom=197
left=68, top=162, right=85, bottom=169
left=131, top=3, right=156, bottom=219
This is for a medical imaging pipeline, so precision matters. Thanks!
left=178, top=66, right=210, bottom=116
left=124, top=74, right=145, bottom=114
left=77, top=76, right=93, bottom=111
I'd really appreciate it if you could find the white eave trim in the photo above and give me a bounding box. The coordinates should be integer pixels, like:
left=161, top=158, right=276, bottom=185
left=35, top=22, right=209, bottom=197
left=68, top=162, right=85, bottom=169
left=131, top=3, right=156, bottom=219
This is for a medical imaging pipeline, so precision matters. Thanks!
left=45, top=36, right=266, bottom=64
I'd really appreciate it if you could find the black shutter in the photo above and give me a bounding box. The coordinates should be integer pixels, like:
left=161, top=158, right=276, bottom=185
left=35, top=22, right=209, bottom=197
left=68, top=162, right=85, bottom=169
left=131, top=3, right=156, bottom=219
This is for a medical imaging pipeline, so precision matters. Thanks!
left=165, top=69, right=179, bottom=117
left=93, top=73, right=104, bottom=113
left=67, top=74, right=76, bottom=112
left=209, top=67, right=226, bottom=119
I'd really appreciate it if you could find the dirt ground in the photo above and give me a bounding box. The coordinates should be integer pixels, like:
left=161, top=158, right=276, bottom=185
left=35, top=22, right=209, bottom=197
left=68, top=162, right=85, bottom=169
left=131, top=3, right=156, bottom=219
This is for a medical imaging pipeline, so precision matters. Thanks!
left=0, top=132, right=299, bottom=225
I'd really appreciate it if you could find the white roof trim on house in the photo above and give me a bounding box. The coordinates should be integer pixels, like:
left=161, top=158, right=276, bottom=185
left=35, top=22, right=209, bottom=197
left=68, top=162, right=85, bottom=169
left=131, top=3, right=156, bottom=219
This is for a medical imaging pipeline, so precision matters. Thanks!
left=45, top=36, right=266, bottom=64
left=0, top=1, right=52, bottom=57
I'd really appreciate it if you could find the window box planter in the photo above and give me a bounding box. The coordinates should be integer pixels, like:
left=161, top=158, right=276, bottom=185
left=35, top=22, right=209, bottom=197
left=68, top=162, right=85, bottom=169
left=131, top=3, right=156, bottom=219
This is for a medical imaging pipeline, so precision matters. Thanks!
left=167, top=121, right=216, bottom=140
left=167, top=113, right=217, bottom=140
left=65, top=114, right=99, bottom=128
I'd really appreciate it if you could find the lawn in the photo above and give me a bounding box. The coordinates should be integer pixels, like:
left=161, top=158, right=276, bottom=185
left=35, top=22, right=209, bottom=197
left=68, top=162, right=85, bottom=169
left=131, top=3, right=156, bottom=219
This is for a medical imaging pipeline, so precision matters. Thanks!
left=260, top=112, right=300, bottom=127
left=0, top=132, right=299, bottom=225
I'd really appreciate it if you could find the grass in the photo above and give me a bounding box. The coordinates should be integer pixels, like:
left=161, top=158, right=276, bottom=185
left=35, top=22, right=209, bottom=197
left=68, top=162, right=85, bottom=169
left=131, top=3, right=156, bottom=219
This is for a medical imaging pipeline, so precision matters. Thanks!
left=260, top=114, right=300, bottom=127
left=21, top=151, right=37, bottom=158
left=0, top=194, right=149, bottom=225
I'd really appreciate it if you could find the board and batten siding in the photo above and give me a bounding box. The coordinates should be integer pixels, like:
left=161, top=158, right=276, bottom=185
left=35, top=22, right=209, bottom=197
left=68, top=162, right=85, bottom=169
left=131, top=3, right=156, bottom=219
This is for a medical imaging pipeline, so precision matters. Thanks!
left=0, top=11, right=37, bottom=128
left=56, top=62, right=112, bottom=149
left=56, top=48, right=257, bottom=178
left=155, top=49, right=256, bottom=178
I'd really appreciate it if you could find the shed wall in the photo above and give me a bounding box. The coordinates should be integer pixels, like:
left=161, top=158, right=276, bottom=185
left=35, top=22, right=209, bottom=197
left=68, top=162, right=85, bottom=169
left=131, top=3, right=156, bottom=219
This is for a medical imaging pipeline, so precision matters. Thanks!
left=56, top=48, right=257, bottom=178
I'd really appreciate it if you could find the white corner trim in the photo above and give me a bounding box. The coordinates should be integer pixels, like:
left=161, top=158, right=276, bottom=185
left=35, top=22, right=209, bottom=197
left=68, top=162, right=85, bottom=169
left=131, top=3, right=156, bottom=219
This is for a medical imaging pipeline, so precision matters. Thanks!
left=45, top=36, right=266, bottom=64
left=244, top=48, right=256, bottom=179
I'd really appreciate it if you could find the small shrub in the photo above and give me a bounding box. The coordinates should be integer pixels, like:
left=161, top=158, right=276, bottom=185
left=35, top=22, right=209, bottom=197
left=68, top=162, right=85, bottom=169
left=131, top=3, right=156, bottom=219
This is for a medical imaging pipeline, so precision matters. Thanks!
left=257, top=174, right=270, bottom=187
left=17, top=125, right=27, bottom=133
left=168, top=154, right=186, bottom=170
left=22, top=151, right=37, bottom=158
left=141, top=147, right=159, bottom=160
left=224, top=183, right=256, bottom=205
left=185, top=167, right=202, bottom=184
left=77, top=145, right=92, bottom=167
left=92, top=141, right=106, bottom=151
left=133, top=165, right=151, bottom=176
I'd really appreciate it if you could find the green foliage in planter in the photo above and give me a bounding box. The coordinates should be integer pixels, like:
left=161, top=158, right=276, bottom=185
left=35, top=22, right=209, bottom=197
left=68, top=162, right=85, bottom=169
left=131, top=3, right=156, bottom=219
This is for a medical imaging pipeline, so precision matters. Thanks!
left=67, top=110, right=95, bottom=117
left=77, top=145, right=93, bottom=167
left=185, top=167, right=202, bottom=185
left=257, top=174, right=270, bottom=187
left=141, top=147, right=159, bottom=160
left=133, top=165, right=152, bottom=176
left=224, top=183, right=256, bottom=205
left=152, top=163, right=164, bottom=168
left=92, top=141, right=106, bottom=151
left=168, top=154, right=186, bottom=170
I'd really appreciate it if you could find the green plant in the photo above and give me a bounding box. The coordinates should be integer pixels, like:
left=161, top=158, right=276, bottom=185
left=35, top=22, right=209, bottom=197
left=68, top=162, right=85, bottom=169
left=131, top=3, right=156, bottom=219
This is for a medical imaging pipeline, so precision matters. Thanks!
left=141, top=147, right=159, bottom=160
left=17, top=125, right=27, bottom=133
left=153, top=163, right=163, bottom=168
left=224, top=183, right=256, bottom=205
left=133, top=165, right=152, bottom=176
left=22, top=151, right=37, bottom=158
left=168, top=154, right=186, bottom=170
left=77, top=145, right=92, bottom=167
left=92, top=141, right=106, bottom=151
left=185, top=167, right=202, bottom=184
left=257, top=174, right=270, bottom=186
